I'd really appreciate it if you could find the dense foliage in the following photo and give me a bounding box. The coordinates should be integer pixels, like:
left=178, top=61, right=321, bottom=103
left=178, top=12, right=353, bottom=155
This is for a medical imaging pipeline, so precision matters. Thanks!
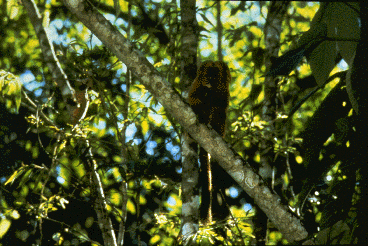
left=0, top=1, right=365, bottom=245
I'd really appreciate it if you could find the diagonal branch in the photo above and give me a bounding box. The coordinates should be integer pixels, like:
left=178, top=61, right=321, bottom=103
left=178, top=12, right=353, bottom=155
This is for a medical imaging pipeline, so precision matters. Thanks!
left=62, top=0, right=308, bottom=242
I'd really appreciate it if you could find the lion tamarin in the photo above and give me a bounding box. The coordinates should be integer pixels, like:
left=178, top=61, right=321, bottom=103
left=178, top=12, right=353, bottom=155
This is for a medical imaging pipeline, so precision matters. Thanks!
left=188, top=61, right=231, bottom=222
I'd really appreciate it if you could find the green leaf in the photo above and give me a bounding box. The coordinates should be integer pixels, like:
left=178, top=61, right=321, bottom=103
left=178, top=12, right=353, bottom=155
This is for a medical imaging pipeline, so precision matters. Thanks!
left=4, top=165, right=29, bottom=186
left=200, top=13, right=214, bottom=27
left=0, top=71, right=22, bottom=113
left=308, top=40, right=338, bottom=86
left=7, top=0, right=21, bottom=20
left=18, top=168, right=33, bottom=188
left=0, top=219, right=11, bottom=239
left=346, top=54, right=359, bottom=114
left=330, top=3, right=360, bottom=66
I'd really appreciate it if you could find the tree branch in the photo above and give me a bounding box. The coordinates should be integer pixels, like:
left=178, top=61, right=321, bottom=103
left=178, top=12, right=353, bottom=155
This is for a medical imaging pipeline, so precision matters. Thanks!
left=62, top=0, right=308, bottom=242
left=23, top=0, right=76, bottom=101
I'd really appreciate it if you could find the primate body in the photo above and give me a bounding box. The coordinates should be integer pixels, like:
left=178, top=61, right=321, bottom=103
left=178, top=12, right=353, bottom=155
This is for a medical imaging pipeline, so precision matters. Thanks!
left=188, top=61, right=231, bottom=222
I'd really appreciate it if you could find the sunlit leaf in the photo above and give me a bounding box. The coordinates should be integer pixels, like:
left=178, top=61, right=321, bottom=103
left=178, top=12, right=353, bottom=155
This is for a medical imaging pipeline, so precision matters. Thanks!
left=127, top=199, right=136, bottom=214
left=4, top=166, right=29, bottom=186
left=0, top=219, right=11, bottom=239
left=150, top=234, right=161, bottom=244
left=7, top=0, right=20, bottom=20
left=0, top=71, right=22, bottom=113
left=18, top=168, right=33, bottom=188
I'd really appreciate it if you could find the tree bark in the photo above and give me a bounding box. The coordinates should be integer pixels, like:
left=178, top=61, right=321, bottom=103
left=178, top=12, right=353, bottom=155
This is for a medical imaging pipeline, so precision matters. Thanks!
left=179, top=0, right=200, bottom=244
left=62, top=0, right=308, bottom=242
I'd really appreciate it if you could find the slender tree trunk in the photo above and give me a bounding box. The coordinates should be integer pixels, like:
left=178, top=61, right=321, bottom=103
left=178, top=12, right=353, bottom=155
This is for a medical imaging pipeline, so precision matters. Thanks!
left=255, top=2, right=289, bottom=245
left=179, top=0, right=199, bottom=244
